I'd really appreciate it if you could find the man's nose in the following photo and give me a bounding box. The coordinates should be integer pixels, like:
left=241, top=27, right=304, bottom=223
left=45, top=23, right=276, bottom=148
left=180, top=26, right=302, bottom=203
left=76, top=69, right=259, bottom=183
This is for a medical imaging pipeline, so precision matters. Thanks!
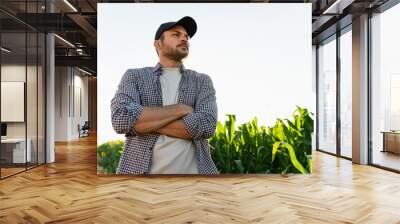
left=180, top=35, right=188, bottom=42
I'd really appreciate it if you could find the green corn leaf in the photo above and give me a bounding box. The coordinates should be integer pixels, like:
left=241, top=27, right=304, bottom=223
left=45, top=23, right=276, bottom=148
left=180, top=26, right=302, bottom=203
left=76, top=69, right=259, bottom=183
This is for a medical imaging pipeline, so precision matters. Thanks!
left=272, top=141, right=281, bottom=162
left=217, top=121, right=224, bottom=135
left=257, top=145, right=266, bottom=155
left=273, top=125, right=280, bottom=141
left=227, top=114, right=236, bottom=144
left=283, top=143, right=306, bottom=174
left=306, top=155, right=313, bottom=174
left=234, top=159, right=245, bottom=173
left=285, top=119, right=302, bottom=137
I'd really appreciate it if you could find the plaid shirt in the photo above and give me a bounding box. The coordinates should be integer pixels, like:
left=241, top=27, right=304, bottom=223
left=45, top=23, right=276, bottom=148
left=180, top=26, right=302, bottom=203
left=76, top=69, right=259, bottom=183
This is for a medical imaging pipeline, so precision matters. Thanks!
left=111, top=62, right=219, bottom=175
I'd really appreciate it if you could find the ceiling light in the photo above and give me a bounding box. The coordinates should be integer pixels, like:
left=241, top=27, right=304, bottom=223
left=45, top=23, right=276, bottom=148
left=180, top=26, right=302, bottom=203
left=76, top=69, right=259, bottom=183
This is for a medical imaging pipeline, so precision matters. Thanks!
left=78, top=67, right=92, bottom=76
left=322, top=0, right=352, bottom=14
left=63, top=0, right=78, bottom=12
left=323, top=0, right=341, bottom=14
left=54, top=34, right=75, bottom=48
left=1, top=47, right=11, bottom=53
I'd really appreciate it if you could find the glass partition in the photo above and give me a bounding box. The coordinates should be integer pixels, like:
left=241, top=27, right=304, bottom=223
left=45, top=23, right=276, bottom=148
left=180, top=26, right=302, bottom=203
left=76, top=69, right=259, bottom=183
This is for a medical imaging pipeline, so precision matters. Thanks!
left=1, top=30, right=28, bottom=177
left=0, top=1, right=46, bottom=179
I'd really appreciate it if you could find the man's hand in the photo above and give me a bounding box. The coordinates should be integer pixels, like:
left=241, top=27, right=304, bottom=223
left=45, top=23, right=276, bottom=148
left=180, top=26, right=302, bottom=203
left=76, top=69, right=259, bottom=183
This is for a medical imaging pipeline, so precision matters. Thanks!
left=151, top=104, right=194, bottom=140
left=178, top=104, right=194, bottom=116
left=133, top=104, right=193, bottom=135
left=155, top=119, right=192, bottom=140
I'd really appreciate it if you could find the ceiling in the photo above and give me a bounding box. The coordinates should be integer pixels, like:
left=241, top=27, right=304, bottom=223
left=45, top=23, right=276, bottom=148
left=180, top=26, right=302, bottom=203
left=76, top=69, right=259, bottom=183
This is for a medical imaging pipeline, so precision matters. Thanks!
left=0, top=0, right=394, bottom=75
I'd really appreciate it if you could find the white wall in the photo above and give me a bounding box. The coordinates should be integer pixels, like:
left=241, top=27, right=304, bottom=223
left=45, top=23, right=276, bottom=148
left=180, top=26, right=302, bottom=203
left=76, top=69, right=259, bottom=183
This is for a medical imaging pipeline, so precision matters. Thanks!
left=1, top=63, right=46, bottom=164
left=1, top=65, right=26, bottom=135
left=72, top=71, right=89, bottom=138
left=1, top=65, right=37, bottom=138
left=55, top=66, right=89, bottom=141
left=55, top=66, right=68, bottom=141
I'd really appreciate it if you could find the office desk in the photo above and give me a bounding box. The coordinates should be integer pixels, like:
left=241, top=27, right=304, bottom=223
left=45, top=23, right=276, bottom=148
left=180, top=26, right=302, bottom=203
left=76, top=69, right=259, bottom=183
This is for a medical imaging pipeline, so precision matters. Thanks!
left=381, top=131, right=400, bottom=154
left=1, top=138, right=32, bottom=163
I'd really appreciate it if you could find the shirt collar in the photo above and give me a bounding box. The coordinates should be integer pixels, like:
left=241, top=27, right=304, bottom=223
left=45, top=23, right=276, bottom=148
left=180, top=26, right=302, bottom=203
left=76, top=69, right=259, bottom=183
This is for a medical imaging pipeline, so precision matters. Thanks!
left=153, top=62, right=186, bottom=76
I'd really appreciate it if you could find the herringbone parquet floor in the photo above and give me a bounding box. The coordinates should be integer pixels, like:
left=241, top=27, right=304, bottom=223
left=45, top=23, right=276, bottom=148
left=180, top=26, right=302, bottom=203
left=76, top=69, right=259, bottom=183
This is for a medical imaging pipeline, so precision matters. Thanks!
left=0, top=134, right=399, bottom=224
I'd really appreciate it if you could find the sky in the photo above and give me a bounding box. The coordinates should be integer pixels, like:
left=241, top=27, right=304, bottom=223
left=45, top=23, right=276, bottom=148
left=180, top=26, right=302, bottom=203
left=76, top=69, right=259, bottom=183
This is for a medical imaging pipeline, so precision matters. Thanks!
left=97, top=3, right=313, bottom=145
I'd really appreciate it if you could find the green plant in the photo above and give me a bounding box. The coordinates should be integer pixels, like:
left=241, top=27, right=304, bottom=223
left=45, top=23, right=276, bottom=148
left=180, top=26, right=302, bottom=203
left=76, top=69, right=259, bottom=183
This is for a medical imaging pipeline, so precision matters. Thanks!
left=98, top=107, right=313, bottom=175
left=97, top=140, right=124, bottom=174
left=209, top=106, right=314, bottom=174
left=270, top=106, right=314, bottom=174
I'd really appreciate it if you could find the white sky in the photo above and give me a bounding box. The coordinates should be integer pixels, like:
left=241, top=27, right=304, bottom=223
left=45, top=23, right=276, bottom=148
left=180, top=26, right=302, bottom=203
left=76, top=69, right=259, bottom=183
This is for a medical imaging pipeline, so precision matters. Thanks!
left=97, top=3, right=313, bottom=145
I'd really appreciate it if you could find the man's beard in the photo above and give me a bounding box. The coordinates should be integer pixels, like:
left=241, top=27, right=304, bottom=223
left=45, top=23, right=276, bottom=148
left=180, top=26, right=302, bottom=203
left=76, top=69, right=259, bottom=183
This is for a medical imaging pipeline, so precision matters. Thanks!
left=161, top=44, right=189, bottom=61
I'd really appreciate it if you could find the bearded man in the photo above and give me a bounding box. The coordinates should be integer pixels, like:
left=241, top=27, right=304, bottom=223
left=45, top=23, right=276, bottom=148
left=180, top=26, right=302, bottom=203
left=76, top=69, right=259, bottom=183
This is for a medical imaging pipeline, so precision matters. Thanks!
left=111, top=16, right=219, bottom=174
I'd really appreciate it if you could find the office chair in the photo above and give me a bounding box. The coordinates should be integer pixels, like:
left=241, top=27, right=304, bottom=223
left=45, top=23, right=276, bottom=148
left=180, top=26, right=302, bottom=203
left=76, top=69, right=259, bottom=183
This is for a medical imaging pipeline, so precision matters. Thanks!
left=79, top=121, right=90, bottom=138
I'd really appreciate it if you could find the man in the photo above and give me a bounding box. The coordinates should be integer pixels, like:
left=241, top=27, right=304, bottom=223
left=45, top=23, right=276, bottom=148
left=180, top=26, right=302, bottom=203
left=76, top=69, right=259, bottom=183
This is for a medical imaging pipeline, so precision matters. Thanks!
left=111, top=16, right=219, bottom=174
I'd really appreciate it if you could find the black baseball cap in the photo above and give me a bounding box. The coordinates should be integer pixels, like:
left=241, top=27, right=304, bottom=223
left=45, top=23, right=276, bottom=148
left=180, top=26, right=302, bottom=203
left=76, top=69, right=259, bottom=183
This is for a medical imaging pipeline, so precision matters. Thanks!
left=154, top=16, right=197, bottom=40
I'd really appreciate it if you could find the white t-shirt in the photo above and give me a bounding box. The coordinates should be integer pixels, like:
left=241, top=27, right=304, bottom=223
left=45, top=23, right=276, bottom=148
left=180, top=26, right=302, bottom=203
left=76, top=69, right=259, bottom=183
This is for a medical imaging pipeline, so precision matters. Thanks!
left=150, top=67, right=199, bottom=174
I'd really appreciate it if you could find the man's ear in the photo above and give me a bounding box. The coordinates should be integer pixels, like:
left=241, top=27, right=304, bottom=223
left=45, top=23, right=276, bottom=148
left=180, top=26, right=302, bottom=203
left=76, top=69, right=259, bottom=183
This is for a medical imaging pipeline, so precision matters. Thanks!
left=154, top=40, right=160, bottom=50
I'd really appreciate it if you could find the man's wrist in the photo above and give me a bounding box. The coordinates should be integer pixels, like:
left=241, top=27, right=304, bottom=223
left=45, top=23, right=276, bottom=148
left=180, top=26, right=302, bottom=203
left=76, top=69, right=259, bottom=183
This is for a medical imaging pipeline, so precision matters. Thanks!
left=155, top=127, right=164, bottom=134
left=174, top=104, right=188, bottom=117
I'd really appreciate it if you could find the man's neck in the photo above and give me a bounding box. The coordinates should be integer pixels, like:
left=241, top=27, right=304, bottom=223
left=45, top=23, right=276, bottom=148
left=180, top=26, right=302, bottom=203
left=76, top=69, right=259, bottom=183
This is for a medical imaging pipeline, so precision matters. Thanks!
left=159, top=58, right=182, bottom=68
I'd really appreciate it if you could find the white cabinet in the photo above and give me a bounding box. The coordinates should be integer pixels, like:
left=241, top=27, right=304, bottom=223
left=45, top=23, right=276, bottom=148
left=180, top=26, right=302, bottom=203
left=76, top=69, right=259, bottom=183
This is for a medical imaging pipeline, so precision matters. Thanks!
left=1, top=138, right=32, bottom=163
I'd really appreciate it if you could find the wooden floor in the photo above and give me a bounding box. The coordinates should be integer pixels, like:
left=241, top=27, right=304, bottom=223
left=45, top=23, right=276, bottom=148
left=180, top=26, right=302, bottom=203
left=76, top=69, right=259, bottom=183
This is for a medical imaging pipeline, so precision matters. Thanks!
left=373, top=151, right=400, bottom=171
left=1, top=167, right=26, bottom=178
left=1, top=162, right=46, bottom=178
left=1, top=135, right=400, bottom=224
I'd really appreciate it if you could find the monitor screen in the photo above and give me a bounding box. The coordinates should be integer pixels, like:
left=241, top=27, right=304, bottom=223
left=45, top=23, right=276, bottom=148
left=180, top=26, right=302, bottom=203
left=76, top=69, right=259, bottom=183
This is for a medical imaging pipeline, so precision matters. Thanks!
left=1, top=123, right=7, bottom=137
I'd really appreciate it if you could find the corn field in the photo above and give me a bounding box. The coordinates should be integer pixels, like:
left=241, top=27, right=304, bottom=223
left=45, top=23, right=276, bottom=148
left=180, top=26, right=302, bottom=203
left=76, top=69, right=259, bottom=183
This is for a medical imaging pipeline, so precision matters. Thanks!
left=209, top=106, right=313, bottom=174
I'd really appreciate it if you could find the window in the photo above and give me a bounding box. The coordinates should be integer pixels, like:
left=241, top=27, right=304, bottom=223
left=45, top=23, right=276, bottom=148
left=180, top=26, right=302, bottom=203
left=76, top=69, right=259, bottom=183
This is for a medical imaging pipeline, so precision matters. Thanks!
left=370, top=3, right=400, bottom=171
left=318, top=36, right=337, bottom=154
left=340, top=28, right=352, bottom=158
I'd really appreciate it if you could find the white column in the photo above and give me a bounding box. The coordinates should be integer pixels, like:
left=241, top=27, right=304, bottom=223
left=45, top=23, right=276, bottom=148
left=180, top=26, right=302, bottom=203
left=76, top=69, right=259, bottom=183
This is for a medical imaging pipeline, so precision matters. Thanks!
left=352, top=14, right=369, bottom=164
left=46, top=1, right=55, bottom=163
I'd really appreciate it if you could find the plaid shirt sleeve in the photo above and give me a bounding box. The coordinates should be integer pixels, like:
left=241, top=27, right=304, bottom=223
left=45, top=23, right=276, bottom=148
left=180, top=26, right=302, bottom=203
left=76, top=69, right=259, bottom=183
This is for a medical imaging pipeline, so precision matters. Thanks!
left=182, top=74, right=218, bottom=140
left=111, top=69, right=144, bottom=136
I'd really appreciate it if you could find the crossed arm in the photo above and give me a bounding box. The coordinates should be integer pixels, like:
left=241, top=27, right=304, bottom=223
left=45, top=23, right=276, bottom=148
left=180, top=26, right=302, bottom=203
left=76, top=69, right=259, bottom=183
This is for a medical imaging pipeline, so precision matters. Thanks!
left=155, top=119, right=193, bottom=140
left=133, top=105, right=193, bottom=140
left=111, top=69, right=218, bottom=141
